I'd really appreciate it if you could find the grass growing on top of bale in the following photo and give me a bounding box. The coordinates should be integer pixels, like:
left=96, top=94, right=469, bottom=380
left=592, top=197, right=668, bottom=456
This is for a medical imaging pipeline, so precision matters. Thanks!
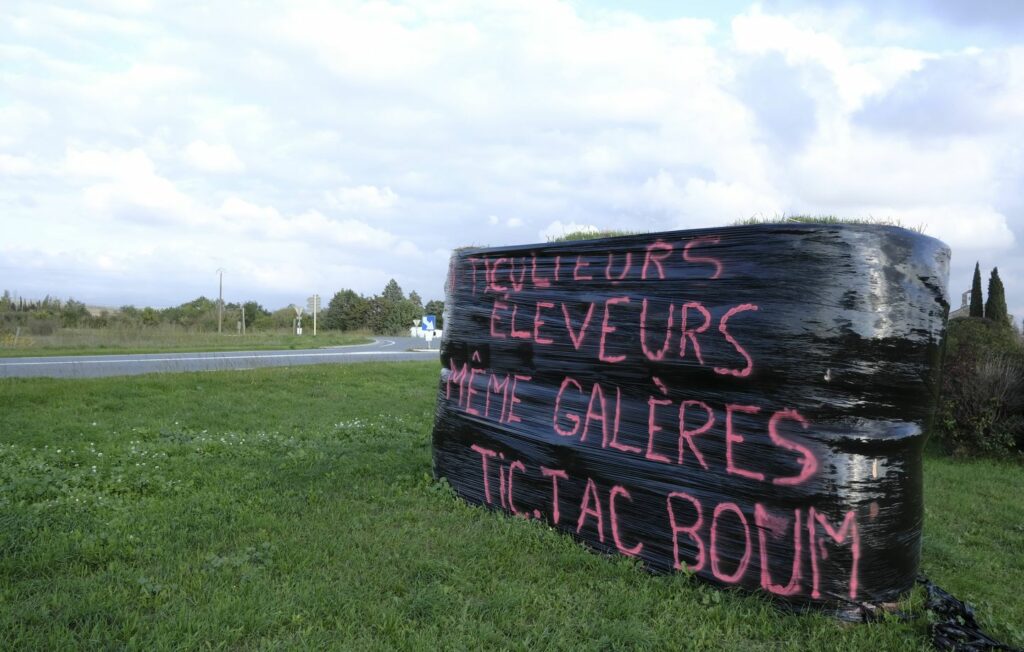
left=547, top=229, right=645, bottom=242
left=733, top=215, right=928, bottom=233
left=1, top=362, right=1021, bottom=649
left=541, top=217, right=926, bottom=246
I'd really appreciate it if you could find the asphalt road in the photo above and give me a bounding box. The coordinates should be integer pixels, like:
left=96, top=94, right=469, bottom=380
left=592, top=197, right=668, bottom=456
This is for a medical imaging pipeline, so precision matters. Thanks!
left=0, top=337, right=440, bottom=379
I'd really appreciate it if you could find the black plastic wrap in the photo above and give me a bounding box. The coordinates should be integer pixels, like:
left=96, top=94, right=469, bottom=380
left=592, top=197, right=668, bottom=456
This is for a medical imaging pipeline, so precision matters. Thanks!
left=431, top=224, right=950, bottom=616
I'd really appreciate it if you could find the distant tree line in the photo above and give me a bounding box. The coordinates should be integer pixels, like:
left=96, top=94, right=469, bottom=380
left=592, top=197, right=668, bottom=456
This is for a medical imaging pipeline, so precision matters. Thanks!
left=323, top=279, right=444, bottom=336
left=0, top=280, right=443, bottom=337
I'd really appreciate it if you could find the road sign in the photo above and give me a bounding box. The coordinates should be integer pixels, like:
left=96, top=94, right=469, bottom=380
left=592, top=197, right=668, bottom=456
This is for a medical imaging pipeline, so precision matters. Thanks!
left=306, top=294, right=321, bottom=336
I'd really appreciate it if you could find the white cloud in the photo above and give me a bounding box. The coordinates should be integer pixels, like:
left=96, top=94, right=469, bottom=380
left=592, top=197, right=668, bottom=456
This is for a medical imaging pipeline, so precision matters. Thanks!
left=540, top=221, right=599, bottom=241
left=732, top=7, right=932, bottom=120
left=326, top=185, right=398, bottom=212
left=183, top=140, right=244, bottom=173
left=65, top=147, right=154, bottom=178
left=63, top=147, right=198, bottom=225
left=641, top=171, right=786, bottom=226
left=80, top=0, right=154, bottom=14
left=873, top=205, right=1015, bottom=251
left=798, top=143, right=999, bottom=204
left=276, top=3, right=464, bottom=82
left=82, top=174, right=196, bottom=225
left=219, top=196, right=281, bottom=222
left=0, top=154, right=40, bottom=176
left=288, top=210, right=398, bottom=249
left=855, top=50, right=1024, bottom=137
left=1, top=1, right=1022, bottom=312
left=216, top=195, right=280, bottom=224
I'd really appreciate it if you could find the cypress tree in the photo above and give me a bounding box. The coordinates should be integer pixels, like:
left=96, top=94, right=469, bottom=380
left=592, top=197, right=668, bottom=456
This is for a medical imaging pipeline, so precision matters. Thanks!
left=969, top=262, right=984, bottom=317
left=984, top=267, right=1010, bottom=326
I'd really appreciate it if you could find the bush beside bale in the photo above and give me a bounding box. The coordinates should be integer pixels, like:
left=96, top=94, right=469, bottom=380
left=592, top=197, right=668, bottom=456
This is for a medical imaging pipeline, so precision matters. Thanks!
left=936, top=317, right=1024, bottom=456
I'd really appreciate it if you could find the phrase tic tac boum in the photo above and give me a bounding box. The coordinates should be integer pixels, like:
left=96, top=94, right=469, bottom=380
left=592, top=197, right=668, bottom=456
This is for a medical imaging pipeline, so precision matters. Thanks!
left=431, top=223, right=950, bottom=617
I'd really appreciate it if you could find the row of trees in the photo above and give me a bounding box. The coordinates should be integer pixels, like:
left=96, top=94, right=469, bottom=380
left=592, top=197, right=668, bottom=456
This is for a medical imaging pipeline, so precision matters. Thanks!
left=323, top=280, right=444, bottom=335
left=1, top=293, right=98, bottom=335
left=937, top=262, right=1023, bottom=457
left=0, top=280, right=442, bottom=337
left=0, top=291, right=281, bottom=334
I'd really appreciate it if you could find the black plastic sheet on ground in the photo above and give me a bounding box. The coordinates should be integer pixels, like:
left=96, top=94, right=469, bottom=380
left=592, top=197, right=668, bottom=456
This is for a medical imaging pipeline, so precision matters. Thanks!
left=431, top=224, right=950, bottom=617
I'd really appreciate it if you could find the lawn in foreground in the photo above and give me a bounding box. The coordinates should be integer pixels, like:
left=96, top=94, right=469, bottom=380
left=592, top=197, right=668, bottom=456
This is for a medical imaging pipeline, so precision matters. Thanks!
left=0, top=328, right=372, bottom=357
left=1, top=363, right=1021, bottom=650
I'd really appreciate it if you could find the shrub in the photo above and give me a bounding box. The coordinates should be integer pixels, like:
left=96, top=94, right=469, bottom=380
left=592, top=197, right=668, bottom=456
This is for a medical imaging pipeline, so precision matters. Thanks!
left=943, top=316, right=1020, bottom=359
left=937, top=317, right=1024, bottom=456
left=26, top=317, right=59, bottom=336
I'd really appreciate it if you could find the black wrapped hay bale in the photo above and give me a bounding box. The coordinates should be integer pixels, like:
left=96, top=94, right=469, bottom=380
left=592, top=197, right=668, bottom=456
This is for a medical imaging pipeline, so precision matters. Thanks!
left=431, top=223, right=950, bottom=616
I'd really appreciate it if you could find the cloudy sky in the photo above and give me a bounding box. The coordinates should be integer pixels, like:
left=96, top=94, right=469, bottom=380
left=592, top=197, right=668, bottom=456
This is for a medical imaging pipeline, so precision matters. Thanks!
left=2, top=1, right=1023, bottom=319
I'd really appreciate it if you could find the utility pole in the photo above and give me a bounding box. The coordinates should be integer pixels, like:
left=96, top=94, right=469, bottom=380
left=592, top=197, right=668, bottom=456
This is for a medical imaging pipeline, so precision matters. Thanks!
left=241, top=305, right=246, bottom=335
left=216, top=268, right=225, bottom=334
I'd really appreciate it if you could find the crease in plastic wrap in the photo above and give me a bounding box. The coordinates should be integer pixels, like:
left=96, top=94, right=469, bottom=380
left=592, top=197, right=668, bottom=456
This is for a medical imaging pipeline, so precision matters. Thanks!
left=431, top=224, right=950, bottom=617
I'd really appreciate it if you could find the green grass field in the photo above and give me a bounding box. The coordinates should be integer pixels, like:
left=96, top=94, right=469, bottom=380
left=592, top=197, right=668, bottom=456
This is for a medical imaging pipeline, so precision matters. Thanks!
left=0, top=328, right=373, bottom=357
left=1, top=363, right=1021, bottom=650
